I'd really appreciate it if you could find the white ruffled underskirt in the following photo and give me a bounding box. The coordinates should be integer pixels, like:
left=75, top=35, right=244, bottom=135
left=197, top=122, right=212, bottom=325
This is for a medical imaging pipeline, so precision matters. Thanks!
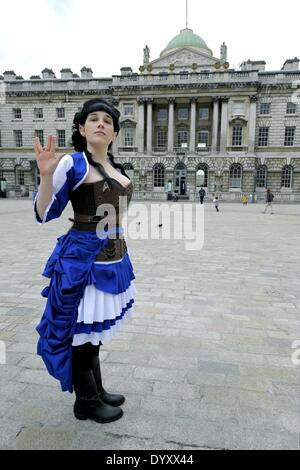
left=72, top=279, right=137, bottom=347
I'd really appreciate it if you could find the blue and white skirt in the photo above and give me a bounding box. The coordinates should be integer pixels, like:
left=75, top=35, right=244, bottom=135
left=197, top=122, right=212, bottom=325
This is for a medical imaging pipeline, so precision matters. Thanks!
left=36, top=227, right=136, bottom=392
left=72, top=257, right=137, bottom=346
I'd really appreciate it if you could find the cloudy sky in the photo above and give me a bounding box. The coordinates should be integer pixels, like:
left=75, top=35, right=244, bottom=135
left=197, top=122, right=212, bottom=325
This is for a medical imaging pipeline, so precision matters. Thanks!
left=0, top=0, right=299, bottom=79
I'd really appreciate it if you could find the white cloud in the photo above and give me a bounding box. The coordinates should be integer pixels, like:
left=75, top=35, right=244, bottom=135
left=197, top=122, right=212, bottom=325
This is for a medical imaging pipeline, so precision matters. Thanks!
left=0, top=0, right=299, bottom=79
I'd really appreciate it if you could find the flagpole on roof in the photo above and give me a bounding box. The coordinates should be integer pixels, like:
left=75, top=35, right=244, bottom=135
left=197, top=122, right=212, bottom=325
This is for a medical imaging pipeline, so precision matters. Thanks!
left=186, top=0, right=188, bottom=28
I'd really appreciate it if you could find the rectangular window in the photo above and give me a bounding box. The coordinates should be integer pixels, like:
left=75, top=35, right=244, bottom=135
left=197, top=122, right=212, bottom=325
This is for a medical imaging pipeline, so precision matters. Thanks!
left=13, top=108, right=22, bottom=119
left=57, top=129, right=66, bottom=147
left=258, top=127, right=269, bottom=147
left=124, top=104, right=134, bottom=116
left=178, top=108, right=188, bottom=120
left=179, top=71, right=188, bottom=79
left=124, top=128, right=133, bottom=147
left=35, top=130, right=44, bottom=147
left=286, top=102, right=296, bottom=114
left=159, top=72, right=168, bottom=80
left=284, top=127, right=295, bottom=146
left=0, top=130, right=2, bottom=147
left=198, top=130, right=209, bottom=147
left=232, top=101, right=245, bottom=116
left=14, top=130, right=23, bottom=147
left=232, top=126, right=243, bottom=146
left=34, top=108, right=43, bottom=119
left=157, top=129, right=167, bottom=148
left=177, top=130, right=188, bottom=146
left=157, top=109, right=167, bottom=121
left=199, top=108, right=209, bottom=120
left=260, top=103, right=270, bottom=115
left=56, top=108, right=65, bottom=119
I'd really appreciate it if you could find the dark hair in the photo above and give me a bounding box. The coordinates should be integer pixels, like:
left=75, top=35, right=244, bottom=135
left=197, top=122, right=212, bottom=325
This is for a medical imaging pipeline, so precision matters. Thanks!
left=72, top=98, right=129, bottom=178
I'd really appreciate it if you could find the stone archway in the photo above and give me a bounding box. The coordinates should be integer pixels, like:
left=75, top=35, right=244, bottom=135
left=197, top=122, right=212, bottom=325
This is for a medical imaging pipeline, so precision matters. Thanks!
left=174, top=162, right=187, bottom=195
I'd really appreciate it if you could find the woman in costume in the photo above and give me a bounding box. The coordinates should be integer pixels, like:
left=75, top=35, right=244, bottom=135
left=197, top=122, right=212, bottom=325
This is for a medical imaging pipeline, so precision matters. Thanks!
left=33, top=98, right=136, bottom=423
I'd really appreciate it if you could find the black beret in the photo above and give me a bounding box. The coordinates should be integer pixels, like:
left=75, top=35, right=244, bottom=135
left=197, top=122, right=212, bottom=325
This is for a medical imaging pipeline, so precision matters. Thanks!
left=74, top=98, right=120, bottom=133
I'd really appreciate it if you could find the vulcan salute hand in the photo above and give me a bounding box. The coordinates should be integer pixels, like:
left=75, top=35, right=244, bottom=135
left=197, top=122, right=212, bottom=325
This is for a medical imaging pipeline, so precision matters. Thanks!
left=34, top=135, right=65, bottom=177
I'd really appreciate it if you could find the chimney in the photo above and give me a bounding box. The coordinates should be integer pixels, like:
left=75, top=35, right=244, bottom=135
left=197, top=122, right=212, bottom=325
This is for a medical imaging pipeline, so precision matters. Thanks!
left=60, top=68, right=73, bottom=79
left=80, top=67, right=93, bottom=78
left=240, top=60, right=266, bottom=72
left=3, top=70, right=16, bottom=81
left=42, top=68, right=56, bottom=79
left=281, top=57, right=300, bottom=71
left=120, top=67, right=133, bottom=76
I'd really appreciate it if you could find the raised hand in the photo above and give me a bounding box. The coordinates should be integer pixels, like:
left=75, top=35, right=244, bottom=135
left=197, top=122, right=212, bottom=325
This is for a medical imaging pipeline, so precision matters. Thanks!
left=34, top=135, right=65, bottom=177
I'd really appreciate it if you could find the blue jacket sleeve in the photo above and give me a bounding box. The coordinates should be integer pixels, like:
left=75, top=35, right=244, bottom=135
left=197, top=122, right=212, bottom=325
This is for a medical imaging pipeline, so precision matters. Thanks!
left=33, top=154, right=75, bottom=225
left=33, top=152, right=89, bottom=225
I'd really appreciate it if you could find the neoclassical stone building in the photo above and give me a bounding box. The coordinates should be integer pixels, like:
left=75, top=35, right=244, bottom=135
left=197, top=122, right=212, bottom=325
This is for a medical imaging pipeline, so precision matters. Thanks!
left=0, top=27, right=300, bottom=201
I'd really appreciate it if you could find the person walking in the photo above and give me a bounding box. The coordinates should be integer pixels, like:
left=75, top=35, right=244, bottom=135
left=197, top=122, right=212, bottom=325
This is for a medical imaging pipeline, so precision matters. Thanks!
left=262, top=188, right=275, bottom=214
left=33, top=98, right=137, bottom=424
left=213, top=196, right=220, bottom=212
left=241, top=193, right=248, bottom=206
left=198, top=187, right=206, bottom=204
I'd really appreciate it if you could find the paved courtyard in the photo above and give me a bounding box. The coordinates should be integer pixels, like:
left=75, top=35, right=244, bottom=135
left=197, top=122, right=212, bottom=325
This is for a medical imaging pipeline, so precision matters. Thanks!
left=0, top=197, right=299, bottom=450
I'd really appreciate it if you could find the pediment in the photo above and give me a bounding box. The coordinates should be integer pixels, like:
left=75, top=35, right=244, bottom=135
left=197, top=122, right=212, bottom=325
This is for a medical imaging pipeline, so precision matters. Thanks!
left=120, top=118, right=136, bottom=128
left=150, top=47, right=219, bottom=69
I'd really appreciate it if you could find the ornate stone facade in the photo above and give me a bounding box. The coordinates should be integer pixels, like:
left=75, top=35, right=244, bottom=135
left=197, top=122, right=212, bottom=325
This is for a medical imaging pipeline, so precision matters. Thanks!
left=0, top=28, right=299, bottom=201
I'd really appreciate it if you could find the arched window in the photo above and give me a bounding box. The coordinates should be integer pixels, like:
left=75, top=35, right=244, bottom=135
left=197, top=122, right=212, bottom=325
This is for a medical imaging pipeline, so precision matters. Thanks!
left=281, top=165, right=293, bottom=189
left=153, top=164, right=165, bottom=188
left=123, top=163, right=134, bottom=182
left=15, top=165, right=25, bottom=186
left=256, top=165, right=267, bottom=188
left=230, top=164, right=242, bottom=188
left=196, top=164, right=209, bottom=187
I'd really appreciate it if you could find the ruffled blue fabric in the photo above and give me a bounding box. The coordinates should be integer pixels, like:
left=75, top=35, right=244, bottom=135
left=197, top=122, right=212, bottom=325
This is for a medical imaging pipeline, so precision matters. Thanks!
left=74, top=299, right=135, bottom=334
left=36, top=227, right=134, bottom=393
left=87, top=252, right=135, bottom=294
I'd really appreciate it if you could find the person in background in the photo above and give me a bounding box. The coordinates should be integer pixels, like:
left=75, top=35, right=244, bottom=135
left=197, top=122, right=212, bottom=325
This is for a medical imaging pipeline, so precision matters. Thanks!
left=213, top=196, right=220, bottom=212
left=198, top=187, right=206, bottom=204
left=262, top=188, right=275, bottom=214
left=241, top=193, right=248, bottom=206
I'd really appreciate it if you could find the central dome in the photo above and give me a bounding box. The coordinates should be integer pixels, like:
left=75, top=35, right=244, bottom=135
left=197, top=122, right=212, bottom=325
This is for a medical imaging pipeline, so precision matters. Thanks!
left=160, top=28, right=213, bottom=57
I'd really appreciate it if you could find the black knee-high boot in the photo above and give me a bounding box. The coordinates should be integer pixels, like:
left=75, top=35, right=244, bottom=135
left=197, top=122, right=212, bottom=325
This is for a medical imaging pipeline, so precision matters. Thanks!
left=72, top=343, right=123, bottom=423
left=90, top=343, right=125, bottom=407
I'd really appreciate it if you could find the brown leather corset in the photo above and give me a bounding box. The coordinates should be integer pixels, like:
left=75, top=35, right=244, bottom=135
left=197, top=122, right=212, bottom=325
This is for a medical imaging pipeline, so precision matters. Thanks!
left=69, top=178, right=133, bottom=262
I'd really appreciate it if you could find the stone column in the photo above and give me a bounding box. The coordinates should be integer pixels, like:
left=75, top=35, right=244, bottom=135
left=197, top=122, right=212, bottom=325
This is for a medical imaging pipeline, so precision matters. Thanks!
left=111, top=99, right=119, bottom=153
left=189, top=97, right=197, bottom=152
left=168, top=98, right=175, bottom=152
left=212, top=97, right=219, bottom=152
left=137, top=98, right=145, bottom=153
left=220, top=97, right=229, bottom=153
left=146, top=98, right=153, bottom=154
left=248, top=96, right=257, bottom=153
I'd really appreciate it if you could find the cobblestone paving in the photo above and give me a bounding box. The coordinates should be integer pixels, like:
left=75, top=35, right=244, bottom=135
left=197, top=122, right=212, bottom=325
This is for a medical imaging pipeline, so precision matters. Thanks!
left=0, top=198, right=299, bottom=450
